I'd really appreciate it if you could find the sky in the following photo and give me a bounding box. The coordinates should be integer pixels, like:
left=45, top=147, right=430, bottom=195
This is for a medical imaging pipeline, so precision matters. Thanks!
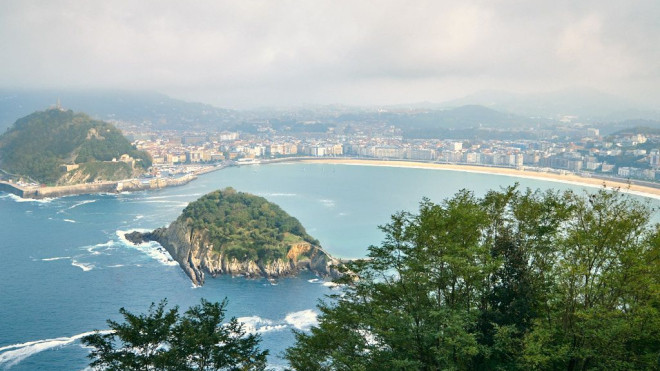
left=1, top=0, right=659, bottom=109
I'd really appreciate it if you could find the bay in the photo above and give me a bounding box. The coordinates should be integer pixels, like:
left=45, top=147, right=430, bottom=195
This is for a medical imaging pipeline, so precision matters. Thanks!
left=0, top=163, right=657, bottom=370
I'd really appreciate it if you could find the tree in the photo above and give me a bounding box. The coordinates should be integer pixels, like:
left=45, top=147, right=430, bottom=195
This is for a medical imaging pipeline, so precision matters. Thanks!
left=82, top=299, right=268, bottom=371
left=285, top=186, right=660, bottom=370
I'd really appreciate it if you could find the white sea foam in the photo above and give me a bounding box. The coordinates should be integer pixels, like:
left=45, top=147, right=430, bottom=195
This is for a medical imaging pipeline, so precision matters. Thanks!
left=284, top=309, right=318, bottom=330
left=138, top=200, right=189, bottom=207
left=257, top=192, right=297, bottom=197
left=0, top=330, right=112, bottom=368
left=133, top=214, right=144, bottom=221
left=319, top=199, right=335, bottom=207
left=83, top=240, right=116, bottom=255
left=236, top=316, right=286, bottom=335
left=71, top=260, right=94, bottom=271
left=41, top=256, right=71, bottom=262
left=307, top=278, right=320, bottom=283
left=63, top=219, right=76, bottom=223
left=66, top=199, right=96, bottom=210
left=117, top=230, right=179, bottom=266
left=107, top=264, right=124, bottom=268
left=7, top=194, right=53, bottom=203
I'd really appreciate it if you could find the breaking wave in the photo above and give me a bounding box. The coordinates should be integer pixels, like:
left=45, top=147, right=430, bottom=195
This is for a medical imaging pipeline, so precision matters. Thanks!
left=71, top=260, right=94, bottom=272
left=284, top=309, right=318, bottom=330
left=237, top=316, right=287, bottom=335
left=82, top=240, right=115, bottom=255
left=66, top=199, right=96, bottom=210
left=0, top=330, right=112, bottom=368
left=6, top=194, right=53, bottom=203
left=41, top=256, right=71, bottom=262
left=116, top=230, right=178, bottom=266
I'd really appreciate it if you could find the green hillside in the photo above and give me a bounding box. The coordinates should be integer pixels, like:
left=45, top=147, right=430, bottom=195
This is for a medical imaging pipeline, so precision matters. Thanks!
left=180, top=188, right=319, bottom=263
left=0, top=109, right=151, bottom=184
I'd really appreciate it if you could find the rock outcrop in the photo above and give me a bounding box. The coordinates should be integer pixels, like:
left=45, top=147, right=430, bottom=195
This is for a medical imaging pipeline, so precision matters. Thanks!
left=125, top=220, right=342, bottom=286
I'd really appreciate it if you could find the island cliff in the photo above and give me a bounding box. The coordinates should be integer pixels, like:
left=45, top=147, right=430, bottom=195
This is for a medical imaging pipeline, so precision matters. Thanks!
left=125, top=188, right=342, bottom=285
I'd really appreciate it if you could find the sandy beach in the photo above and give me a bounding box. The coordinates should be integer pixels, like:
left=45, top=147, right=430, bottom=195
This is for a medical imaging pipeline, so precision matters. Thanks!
left=298, top=158, right=660, bottom=200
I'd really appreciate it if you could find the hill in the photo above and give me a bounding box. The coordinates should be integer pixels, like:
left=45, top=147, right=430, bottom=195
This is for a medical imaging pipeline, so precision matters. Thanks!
left=0, top=89, right=236, bottom=132
left=0, top=108, right=151, bottom=185
left=125, top=188, right=341, bottom=285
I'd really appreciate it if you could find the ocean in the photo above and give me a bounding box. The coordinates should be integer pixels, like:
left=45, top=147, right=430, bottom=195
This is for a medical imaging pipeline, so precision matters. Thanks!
left=1, top=163, right=658, bottom=370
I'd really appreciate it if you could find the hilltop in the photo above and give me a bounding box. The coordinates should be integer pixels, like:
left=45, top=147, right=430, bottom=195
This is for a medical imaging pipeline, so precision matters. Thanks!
left=0, top=108, right=151, bottom=185
left=125, top=188, right=341, bottom=285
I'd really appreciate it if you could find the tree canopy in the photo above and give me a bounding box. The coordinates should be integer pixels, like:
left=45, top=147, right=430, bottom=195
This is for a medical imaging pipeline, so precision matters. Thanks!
left=82, top=298, right=267, bottom=371
left=285, top=186, right=660, bottom=370
left=180, top=188, right=319, bottom=263
left=0, top=109, right=151, bottom=184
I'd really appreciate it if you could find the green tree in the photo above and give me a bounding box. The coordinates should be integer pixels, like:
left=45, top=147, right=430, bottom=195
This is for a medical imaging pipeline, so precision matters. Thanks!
left=82, top=299, right=268, bottom=371
left=285, top=187, right=660, bottom=370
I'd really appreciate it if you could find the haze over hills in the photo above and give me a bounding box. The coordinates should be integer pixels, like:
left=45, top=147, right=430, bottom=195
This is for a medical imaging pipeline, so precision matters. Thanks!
left=1, top=89, right=658, bottom=137
left=439, top=87, right=660, bottom=121
left=0, top=90, right=237, bottom=133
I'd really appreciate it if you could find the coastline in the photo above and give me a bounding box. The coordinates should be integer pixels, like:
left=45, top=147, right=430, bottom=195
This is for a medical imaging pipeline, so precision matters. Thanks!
left=0, top=173, right=197, bottom=199
left=4, top=157, right=660, bottom=201
left=294, top=158, right=660, bottom=200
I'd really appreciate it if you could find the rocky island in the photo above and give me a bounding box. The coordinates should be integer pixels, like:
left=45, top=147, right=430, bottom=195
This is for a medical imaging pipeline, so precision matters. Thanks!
left=125, top=188, right=342, bottom=285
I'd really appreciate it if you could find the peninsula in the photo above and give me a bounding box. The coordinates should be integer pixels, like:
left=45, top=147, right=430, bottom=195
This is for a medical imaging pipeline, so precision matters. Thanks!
left=125, top=188, right=342, bottom=285
left=0, top=108, right=151, bottom=186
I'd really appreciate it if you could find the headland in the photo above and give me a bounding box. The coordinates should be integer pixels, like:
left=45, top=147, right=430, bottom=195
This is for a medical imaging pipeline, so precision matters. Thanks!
left=0, top=174, right=196, bottom=199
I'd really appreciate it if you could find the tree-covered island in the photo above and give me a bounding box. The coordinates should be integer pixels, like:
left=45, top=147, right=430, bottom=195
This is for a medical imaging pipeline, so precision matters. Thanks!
left=126, top=188, right=342, bottom=285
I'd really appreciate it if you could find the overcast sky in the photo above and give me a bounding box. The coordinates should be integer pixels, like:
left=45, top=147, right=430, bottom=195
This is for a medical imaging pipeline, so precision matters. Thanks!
left=1, top=1, right=659, bottom=108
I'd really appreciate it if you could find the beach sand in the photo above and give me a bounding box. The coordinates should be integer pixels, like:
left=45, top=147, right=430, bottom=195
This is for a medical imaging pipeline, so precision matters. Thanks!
left=299, top=158, right=660, bottom=200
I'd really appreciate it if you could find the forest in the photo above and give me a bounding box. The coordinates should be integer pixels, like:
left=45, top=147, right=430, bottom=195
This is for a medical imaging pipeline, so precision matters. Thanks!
left=286, top=186, right=660, bottom=370
left=180, top=188, right=319, bottom=263
left=0, top=109, right=151, bottom=184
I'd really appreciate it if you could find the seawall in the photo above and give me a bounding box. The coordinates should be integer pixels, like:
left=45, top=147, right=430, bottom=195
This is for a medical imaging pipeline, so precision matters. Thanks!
left=0, top=181, right=25, bottom=197
left=0, top=175, right=196, bottom=199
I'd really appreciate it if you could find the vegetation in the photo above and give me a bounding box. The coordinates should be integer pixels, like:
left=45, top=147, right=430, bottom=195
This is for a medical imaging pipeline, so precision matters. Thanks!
left=0, top=109, right=151, bottom=184
left=181, top=188, right=319, bottom=263
left=82, top=298, right=267, bottom=371
left=285, top=186, right=660, bottom=370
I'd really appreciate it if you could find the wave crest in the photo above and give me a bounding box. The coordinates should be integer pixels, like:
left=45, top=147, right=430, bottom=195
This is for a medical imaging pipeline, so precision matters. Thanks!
left=0, top=330, right=111, bottom=368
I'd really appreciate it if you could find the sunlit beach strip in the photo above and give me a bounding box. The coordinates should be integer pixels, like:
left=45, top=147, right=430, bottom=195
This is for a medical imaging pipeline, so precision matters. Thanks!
left=298, top=158, right=660, bottom=200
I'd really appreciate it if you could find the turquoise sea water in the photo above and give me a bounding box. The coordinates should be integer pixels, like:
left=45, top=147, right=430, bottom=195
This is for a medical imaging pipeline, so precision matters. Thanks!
left=1, top=163, right=658, bottom=370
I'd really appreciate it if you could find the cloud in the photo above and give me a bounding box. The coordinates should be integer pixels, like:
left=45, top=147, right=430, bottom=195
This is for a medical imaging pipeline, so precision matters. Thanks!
left=1, top=0, right=659, bottom=107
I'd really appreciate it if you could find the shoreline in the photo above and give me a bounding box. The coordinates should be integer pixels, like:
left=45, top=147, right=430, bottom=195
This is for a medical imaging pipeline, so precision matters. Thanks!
left=0, top=173, right=197, bottom=199
left=292, top=158, right=660, bottom=200
left=4, top=157, right=660, bottom=201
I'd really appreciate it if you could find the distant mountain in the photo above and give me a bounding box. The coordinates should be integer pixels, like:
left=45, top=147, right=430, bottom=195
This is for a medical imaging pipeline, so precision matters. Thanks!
left=382, top=105, right=539, bottom=139
left=0, top=109, right=151, bottom=185
left=0, top=89, right=237, bottom=132
left=440, top=88, right=658, bottom=121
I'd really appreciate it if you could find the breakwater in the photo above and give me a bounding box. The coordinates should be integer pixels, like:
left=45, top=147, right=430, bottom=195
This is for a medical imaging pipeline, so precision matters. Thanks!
left=0, top=175, right=196, bottom=199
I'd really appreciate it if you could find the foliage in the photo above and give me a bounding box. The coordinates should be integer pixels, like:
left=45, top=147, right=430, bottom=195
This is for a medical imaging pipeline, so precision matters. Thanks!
left=180, top=188, right=318, bottom=264
left=285, top=186, right=660, bottom=370
left=82, top=298, right=268, bottom=371
left=0, top=109, right=151, bottom=184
